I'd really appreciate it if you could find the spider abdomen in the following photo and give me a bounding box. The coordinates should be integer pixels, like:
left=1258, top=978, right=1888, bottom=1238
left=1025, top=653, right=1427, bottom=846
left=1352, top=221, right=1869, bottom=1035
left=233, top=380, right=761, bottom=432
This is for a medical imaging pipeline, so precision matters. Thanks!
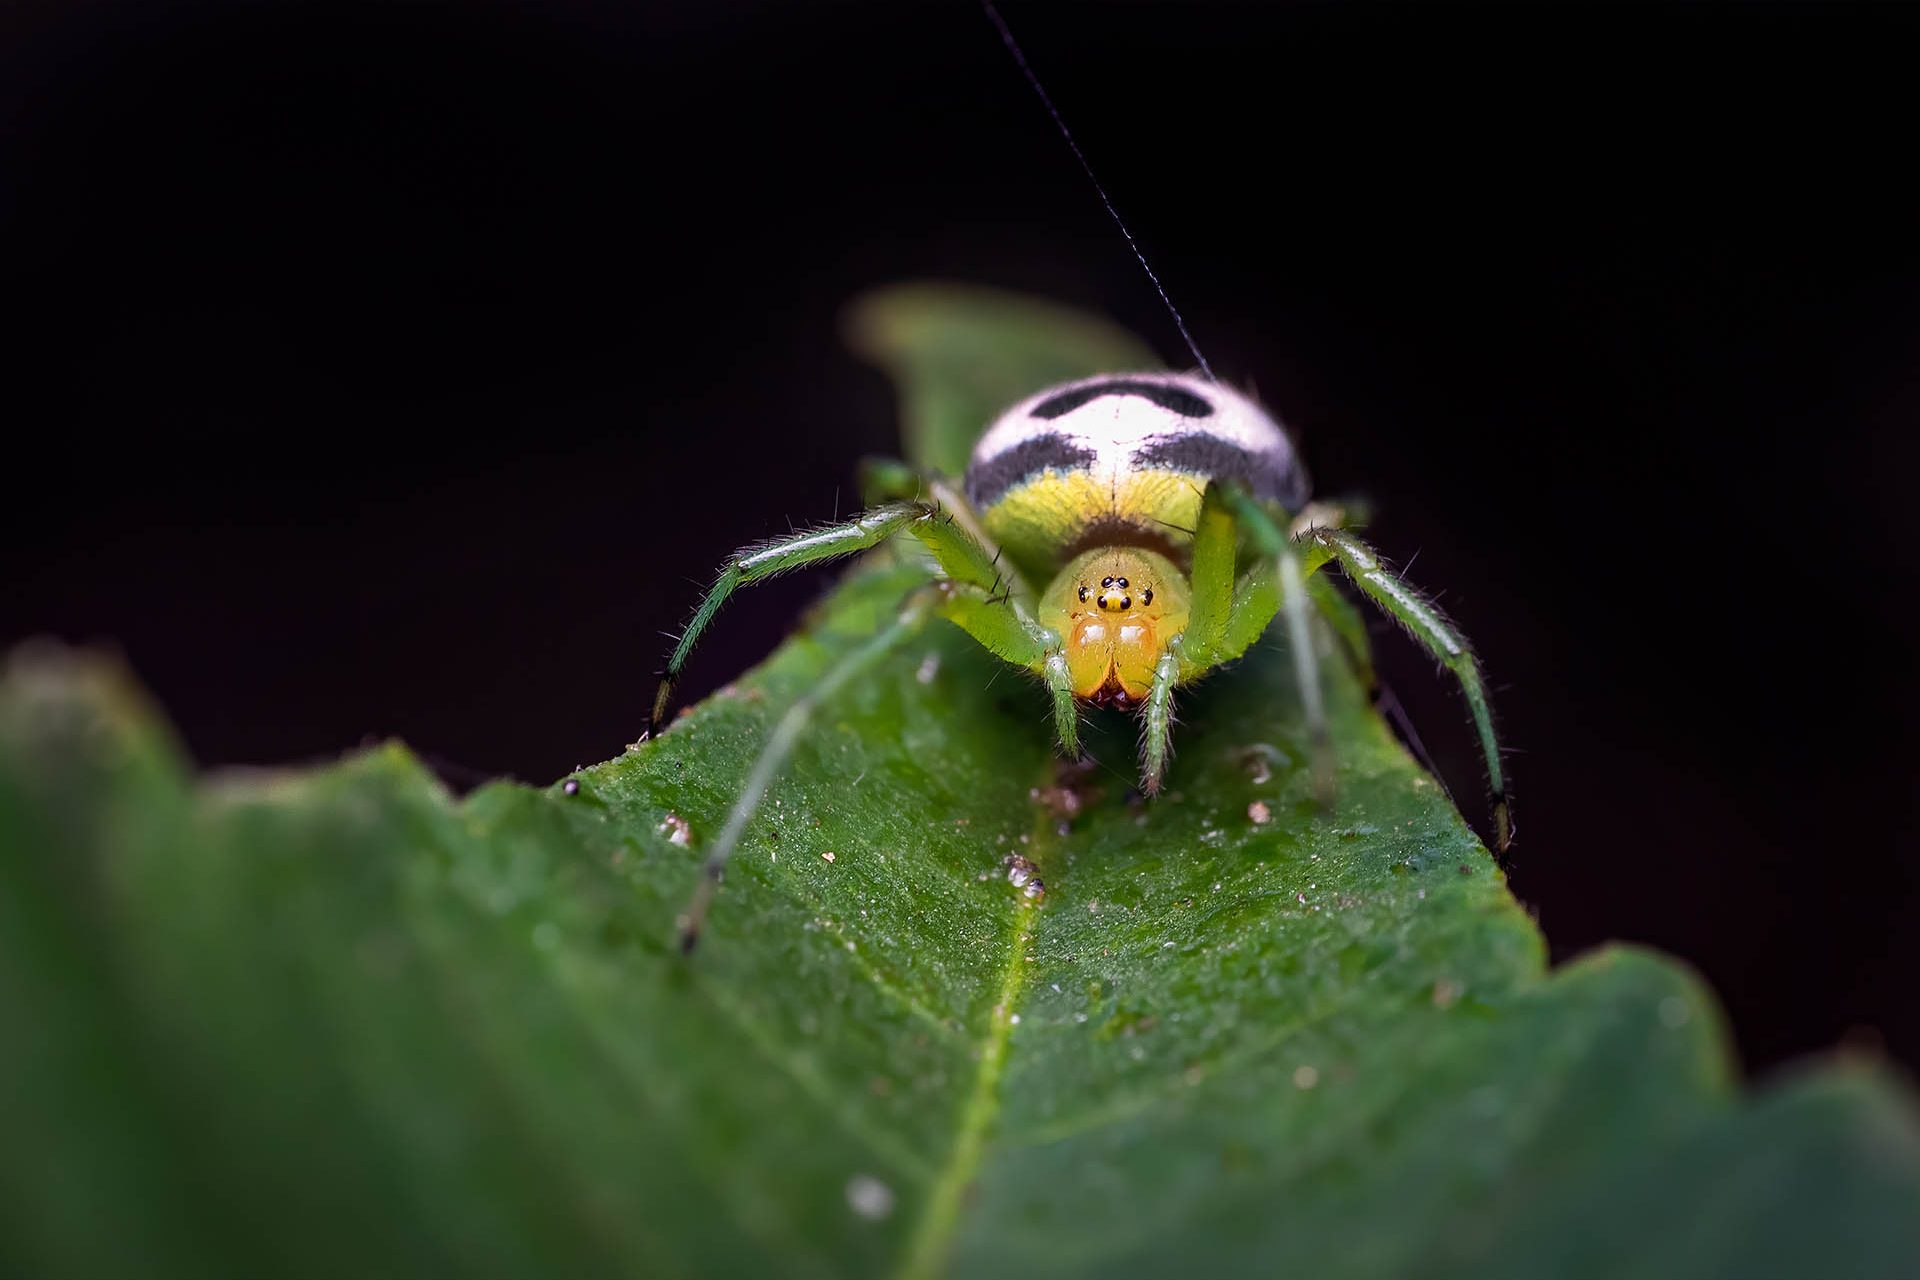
left=965, top=372, right=1308, bottom=575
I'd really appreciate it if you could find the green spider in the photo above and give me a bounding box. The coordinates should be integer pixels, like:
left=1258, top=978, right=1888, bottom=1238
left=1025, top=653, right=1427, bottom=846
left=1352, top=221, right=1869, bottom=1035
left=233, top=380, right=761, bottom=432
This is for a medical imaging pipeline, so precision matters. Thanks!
left=652, top=371, right=1509, bottom=951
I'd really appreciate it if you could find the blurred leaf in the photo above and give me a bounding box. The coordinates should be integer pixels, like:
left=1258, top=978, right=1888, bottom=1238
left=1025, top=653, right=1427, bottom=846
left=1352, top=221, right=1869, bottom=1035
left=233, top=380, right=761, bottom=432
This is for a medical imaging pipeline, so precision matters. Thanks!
left=845, top=282, right=1159, bottom=475
left=3, top=289, right=1917, bottom=1279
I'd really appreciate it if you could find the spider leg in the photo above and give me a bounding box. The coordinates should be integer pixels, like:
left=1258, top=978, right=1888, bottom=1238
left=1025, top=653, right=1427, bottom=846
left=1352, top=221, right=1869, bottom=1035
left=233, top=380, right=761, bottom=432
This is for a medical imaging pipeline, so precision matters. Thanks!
left=1128, top=483, right=1236, bottom=791
left=678, top=586, right=941, bottom=953
left=1143, top=648, right=1181, bottom=792
left=1143, top=547, right=1292, bottom=791
left=1299, top=526, right=1511, bottom=852
left=1219, top=488, right=1336, bottom=808
left=1173, top=482, right=1239, bottom=669
left=936, top=583, right=1079, bottom=757
left=650, top=490, right=1029, bottom=734
left=858, top=461, right=1023, bottom=602
left=1291, top=525, right=1445, bottom=788
left=650, top=503, right=934, bottom=732
left=742, top=471, right=1064, bottom=745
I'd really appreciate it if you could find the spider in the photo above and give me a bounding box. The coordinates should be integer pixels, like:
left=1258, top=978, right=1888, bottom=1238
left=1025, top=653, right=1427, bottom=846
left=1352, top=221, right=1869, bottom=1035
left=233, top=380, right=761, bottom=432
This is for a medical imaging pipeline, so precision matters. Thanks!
left=652, top=370, right=1510, bottom=952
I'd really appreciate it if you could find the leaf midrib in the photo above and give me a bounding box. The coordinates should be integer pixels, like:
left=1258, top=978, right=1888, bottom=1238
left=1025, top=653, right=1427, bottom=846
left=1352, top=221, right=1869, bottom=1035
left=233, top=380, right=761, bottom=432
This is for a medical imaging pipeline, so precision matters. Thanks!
left=893, top=812, right=1050, bottom=1279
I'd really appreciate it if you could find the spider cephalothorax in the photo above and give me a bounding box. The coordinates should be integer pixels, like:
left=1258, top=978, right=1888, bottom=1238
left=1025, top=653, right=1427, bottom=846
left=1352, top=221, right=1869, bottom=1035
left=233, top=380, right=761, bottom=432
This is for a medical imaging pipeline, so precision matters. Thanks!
left=653, top=370, right=1508, bottom=950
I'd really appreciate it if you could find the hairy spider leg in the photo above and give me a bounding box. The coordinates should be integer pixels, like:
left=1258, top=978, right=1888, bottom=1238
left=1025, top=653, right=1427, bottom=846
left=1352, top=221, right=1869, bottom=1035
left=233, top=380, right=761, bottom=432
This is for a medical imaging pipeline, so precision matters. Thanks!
left=677, top=577, right=1069, bottom=953
left=1173, top=477, right=1243, bottom=666
left=1139, top=483, right=1339, bottom=797
left=650, top=503, right=926, bottom=735
left=1213, top=486, right=1336, bottom=807
left=1280, top=499, right=1376, bottom=696
left=1282, top=521, right=1459, bottom=796
left=679, top=586, right=935, bottom=953
left=1137, top=480, right=1239, bottom=791
left=649, top=496, right=1034, bottom=728
left=858, top=460, right=1021, bottom=594
left=1295, top=525, right=1512, bottom=852
left=1138, top=645, right=1178, bottom=794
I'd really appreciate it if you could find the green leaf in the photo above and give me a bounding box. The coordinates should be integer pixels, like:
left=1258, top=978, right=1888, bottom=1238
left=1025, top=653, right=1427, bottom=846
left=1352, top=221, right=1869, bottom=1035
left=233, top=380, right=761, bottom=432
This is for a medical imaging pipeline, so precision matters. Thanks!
left=4, top=289, right=1917, bottom=1279
left=845, top=282, right=1160, bottom=475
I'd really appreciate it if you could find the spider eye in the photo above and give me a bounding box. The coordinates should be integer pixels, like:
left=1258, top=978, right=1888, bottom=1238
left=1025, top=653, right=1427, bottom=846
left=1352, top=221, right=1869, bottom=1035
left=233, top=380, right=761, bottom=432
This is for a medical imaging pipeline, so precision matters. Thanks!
left=1101, top=576, right=1114, bottom=588
left=1077, top=585, right=1089, bottom=603
left=1142, top=587, right=1154, bottom=605
left=1115, top=577, right=1128, bottom=590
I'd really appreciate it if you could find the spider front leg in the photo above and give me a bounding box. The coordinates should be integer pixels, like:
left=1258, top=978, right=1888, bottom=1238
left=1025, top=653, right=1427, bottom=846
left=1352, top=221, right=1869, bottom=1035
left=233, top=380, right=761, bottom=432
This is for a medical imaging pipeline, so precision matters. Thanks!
left=1298, top=526, right=1512, bottom=852
left=1137, top=478, right=1242, bottom=792
left=678, top=585, right=942, bottom=952
left=648, top=492, right=1020, bottom=734
left=649, top=503, right=930, bottom=734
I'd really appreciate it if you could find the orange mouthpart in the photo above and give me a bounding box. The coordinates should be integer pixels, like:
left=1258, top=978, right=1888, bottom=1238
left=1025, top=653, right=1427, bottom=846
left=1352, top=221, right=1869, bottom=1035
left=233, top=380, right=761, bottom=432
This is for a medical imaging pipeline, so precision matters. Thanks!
left=1066, top=613, right=1158, bottom=705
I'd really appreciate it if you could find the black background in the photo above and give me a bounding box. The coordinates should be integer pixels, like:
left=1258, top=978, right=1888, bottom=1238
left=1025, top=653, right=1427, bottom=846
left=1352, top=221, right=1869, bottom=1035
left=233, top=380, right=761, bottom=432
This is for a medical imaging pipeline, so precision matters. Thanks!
left=4, top=2, right=1915, bottom=1078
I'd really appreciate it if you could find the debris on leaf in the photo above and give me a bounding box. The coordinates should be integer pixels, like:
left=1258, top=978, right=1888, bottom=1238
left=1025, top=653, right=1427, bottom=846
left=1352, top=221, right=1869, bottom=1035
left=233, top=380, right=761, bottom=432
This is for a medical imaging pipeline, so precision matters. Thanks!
left=1030, top=756, right=1102, bottom=824
left=1004, top=854, right=1045, bottom=900
left=1238, top=743, right=1287, bottom=785
left=844, top=1174, right=894, bottom=1220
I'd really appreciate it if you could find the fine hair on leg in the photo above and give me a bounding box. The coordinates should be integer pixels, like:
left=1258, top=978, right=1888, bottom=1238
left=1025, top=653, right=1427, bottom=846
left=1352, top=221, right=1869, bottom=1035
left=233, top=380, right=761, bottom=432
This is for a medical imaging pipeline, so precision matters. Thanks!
left=1142, top=647, right=1181, bottom=793
left=649, top=503, right=934, bottom=734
